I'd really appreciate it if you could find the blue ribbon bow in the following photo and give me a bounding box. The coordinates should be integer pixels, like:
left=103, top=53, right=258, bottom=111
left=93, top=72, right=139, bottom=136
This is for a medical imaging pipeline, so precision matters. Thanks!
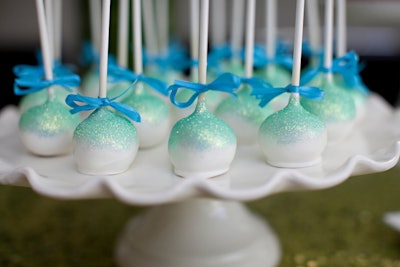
left=240, top=76, right=274, bottom=92
left=168, top=72, right=241, bottom=108
left=331, top=51, right=366, bottom=89
left=65, top=93, right=141, bottom=122
left=13, top=63, right=75, bottom=79
left=14, top=74, right=81, bottom=96
left=252, top=84, right=324, bottom=107
left=107, top=65, right=168, bottom=96
left=300, top=51, right=367, bottom=92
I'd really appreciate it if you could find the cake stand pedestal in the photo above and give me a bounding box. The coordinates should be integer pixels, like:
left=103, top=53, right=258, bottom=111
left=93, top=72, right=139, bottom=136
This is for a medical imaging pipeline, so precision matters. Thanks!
left=116, top=198, right=280, bottom=267
left=1, top=93, right=400, bottom=267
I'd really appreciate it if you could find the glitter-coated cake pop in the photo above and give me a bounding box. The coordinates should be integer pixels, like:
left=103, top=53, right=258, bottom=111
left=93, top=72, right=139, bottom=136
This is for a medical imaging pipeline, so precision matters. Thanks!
left=122, top=89, right=170, bottom=148
left=168, top=101, right=237, bottom=178
left=19, top=99, right=81, bottom=156
left=259, top=95, right=327, bottom=167
left=301, top=74, right=356, bottom=143
left=18, top=85, right=74, bottom=113
left=215, top=86, right=273, bottom=144
left=73, top=107, right=139, bottom=175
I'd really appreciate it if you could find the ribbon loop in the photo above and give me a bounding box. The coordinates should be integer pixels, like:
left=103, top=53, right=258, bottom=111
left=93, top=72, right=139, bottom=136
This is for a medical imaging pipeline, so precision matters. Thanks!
left=65, top=94, right=141, bottom=122
left=14, top=74, right=81, bottom=96
left=252, top=84, right=324, bottom=107
left=168, top=73, right=241, bottom=108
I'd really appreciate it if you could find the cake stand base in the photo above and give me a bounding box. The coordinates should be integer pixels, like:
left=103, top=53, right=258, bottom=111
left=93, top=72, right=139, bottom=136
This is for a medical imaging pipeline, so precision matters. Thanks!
left=115, top=198, right=281, bottom=267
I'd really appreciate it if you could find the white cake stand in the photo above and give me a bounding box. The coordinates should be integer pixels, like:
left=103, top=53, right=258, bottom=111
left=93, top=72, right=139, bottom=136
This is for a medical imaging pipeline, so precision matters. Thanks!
left=0, top=93, right=399, bottom=267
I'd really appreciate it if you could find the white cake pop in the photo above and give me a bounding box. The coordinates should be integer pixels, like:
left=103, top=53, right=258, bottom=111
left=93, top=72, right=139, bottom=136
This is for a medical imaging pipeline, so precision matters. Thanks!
left=169, top=100, right=237, bottom=178
left=301, top=73, right=356, bottom=142
left=300, top=0, right=356, bottom=143
left=259, top=94, right=327, bottom=167
left=169, top=0, right=237, bottom=178
left=72, top=106, right=139, bottom=175
left=68, top=0, right=139, bottom=175
left=216, top=0, right=273, bottom=144
left=19, top=99, right=81, bottom=156
left=122, top=87, right=170, bottom=148
left=258, top=0, right=327, bottom=168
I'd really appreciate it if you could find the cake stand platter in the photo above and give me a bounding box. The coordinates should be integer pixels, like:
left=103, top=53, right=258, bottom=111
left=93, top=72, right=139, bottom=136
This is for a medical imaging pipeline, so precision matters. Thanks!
left=0, top=93, right=399, bottom=267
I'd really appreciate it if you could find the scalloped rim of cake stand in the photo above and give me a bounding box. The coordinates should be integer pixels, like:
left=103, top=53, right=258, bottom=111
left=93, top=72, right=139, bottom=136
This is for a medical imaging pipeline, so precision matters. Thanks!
left=0, top=93, right=399, bottom=206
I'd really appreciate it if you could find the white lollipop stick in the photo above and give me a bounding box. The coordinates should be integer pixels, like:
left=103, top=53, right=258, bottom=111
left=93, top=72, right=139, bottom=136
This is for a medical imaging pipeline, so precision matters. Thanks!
left=132, top=0, right=143, bottom=74
left=53, top=0, right=62, bottom=62
left=230, top=0, right=245, bottom=61
left=266, top=0, right=276, bottom=59
left=142, top=0, right=159, bottom=57
left=35, top=0, right=54, bottom=99
left=244, top=0, right=256, bottom=78
left=45, top=0, right=54, bottom=63
left=336, top=0, right=346, bottom=57
left=198, top=0, right=209, bottom=87
left=291, top=0, right=305, bottom=89
left=306, top=0, right=321, bottom=55
left=89, top=0, right=102, bottom=53
left=99, top=0, right=111, bottom=98
left=117, top=0, right=129, bottom=67
left=211, top=0, right=226, bottom=47
left=156, top=0, right=169, bottom=55
left=190, top=0, right=199, bottom=81
left=323, top=0, right=334, bottom=72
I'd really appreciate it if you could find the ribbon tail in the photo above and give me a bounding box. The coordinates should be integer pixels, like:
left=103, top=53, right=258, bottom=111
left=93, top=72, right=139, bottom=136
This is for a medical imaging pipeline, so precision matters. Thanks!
left=110, top=102, right=141, bottom=122
left=258, top=94, right=280, bottom=107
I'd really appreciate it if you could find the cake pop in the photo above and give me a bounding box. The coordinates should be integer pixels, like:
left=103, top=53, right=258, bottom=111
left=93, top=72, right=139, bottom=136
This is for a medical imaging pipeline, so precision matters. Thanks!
left=257, top=0, right=327, bottom=168
left=16, top=0, right=81, bottom=156
left=300, top=0, right=356, bottom=143
left=67, top=0, right=139, bottom=175
left=115, top=0, right=170, bottom=149
left=168, top=0, right=239, bottom=178
left=215, top=0, right=273, bottom=144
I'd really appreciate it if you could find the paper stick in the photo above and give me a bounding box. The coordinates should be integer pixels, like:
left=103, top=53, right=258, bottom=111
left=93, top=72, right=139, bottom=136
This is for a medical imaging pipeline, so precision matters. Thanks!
left=306, top=0, right=321, bottom=54
left=230, top=0, right=245, bottom=59
left=142, top=0, right=159, bottom=57
left=89, top=0, right=102, bottom=53
left=156, top=0, right=169, bottom=55
left=198, top=0, right=210, bottom=87
left=99, top=0, right=111, bottom=98
left=336, top=0, right=346, bottom=57
left=245, top=0, right=255, bottom=78
left=53, top=0, right=62, bottom=62
left=133, top=0, right=143, bottom=74
left=190, top=0, right=199, bottom=80
left=266, top=0, right=276, bottom=59
left=211, top=0, right=226, bottom=46
left=291, top=0, right=305, bottom=87
left=117, top=0, right=129, bottom=67
left=323, top=0, right=334, bottom=70
left=36, top=0, right=53, bottom=81
left=45, top=0, right=54, bottom=64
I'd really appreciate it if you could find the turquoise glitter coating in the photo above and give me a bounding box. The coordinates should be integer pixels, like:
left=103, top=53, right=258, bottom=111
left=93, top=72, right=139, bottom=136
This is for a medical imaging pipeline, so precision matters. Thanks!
left=333, top=74, right=368, bottom=108
left=254, top=64, right=291, bottom=87
left=259, top=96, right=326, bottom=145
left=19, top=85, right=73, bottom=113
left=19, top=99, right=81, bottom=137
left=169, top=102, right=236, bottom=152
left=301, top=74, right=356, bottom=122
left=73, top=107, right=138, bottom=151
left=215, top=86, right=273, bottom=126
left=122, top=92, right=170, bottom=124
